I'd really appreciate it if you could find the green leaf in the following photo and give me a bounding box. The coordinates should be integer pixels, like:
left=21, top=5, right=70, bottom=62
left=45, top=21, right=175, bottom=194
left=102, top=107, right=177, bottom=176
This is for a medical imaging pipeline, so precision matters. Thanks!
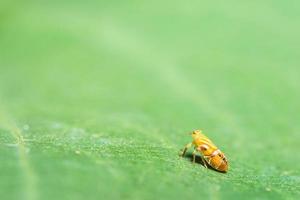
left=0, top=1, right=299, bottom=200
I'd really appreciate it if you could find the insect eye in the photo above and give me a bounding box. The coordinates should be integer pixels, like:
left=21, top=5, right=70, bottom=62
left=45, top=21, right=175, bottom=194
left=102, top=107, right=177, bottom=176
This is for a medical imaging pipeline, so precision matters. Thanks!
left=199, top=145, right=208, bottom=151
left=218, top=154, right=222, bottom=157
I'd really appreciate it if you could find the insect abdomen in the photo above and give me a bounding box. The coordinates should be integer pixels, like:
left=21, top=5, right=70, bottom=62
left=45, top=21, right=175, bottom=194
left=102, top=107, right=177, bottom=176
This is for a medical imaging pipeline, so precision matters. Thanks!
left=205, top=149, right=228, bottom=172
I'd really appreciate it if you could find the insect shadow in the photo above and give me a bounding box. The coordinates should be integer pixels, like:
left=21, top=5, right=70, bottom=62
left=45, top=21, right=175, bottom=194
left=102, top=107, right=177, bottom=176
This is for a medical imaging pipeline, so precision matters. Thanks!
left=183, top=152, right=226, bottom=173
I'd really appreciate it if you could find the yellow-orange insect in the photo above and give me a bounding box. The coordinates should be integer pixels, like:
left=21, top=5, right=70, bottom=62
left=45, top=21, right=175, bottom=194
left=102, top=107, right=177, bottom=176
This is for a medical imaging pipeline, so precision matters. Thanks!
left=180, top=130, right=228, bottom=172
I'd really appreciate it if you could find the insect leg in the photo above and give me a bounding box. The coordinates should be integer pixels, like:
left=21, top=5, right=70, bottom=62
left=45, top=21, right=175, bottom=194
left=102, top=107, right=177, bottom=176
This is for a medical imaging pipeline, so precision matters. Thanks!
left=201, top=156, right=208, bottom=168
left=179, top=143, right=192, bottom=157
left=192, top=149, right=197, bottom=163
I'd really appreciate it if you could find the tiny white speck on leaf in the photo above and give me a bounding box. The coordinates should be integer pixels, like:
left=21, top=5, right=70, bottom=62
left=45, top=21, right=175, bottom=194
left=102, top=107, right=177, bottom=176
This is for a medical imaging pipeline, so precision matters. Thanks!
left=23, top=124, right=30, bottom=131
left=266, top=187, right=271, bottom=192
left=92, top=134, right=100, bottom=138
left=75, top=150, right=81, bottom=155
left=25, top=147, right=30, bottom=154
left=5, top=143, right=19, bottom=147
left=282, top=171, right=291, bottom=175
left=52, top=122, right=62, bottom=129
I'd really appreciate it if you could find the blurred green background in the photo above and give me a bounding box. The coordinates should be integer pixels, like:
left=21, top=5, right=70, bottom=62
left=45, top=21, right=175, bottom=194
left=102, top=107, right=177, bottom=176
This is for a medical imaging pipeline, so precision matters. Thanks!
left=0, top=1, right=300, bottom=200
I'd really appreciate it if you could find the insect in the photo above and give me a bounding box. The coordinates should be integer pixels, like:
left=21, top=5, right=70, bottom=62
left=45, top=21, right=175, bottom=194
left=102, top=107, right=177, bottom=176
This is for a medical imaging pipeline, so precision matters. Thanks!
left=179, top=130, right=228, bottom=172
